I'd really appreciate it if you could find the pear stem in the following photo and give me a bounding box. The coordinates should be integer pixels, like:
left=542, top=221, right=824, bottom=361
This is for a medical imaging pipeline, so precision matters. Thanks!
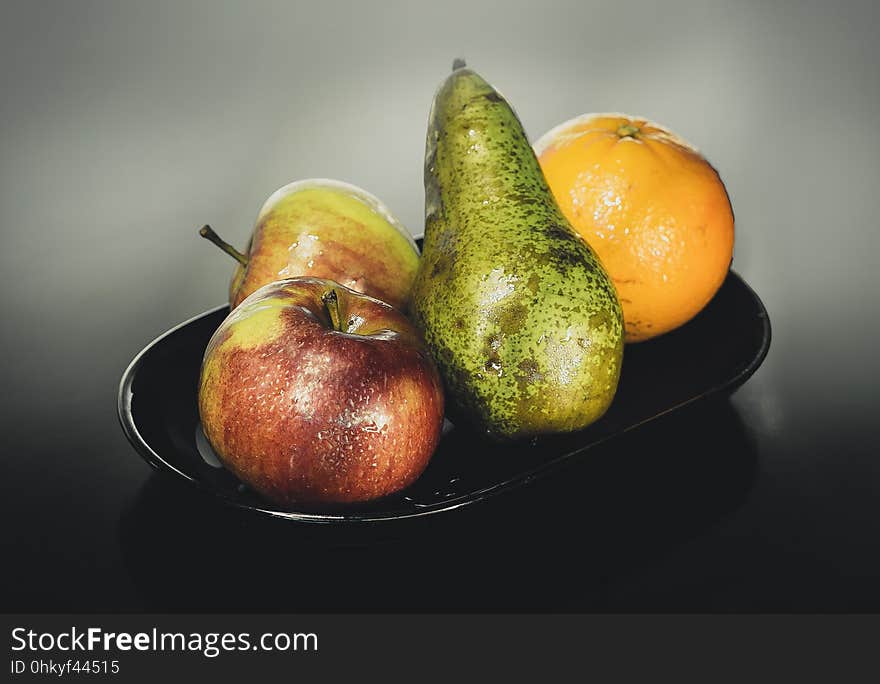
left=322, top=289, right=343, bottom=332
left=199, top=225, right=248, bottom=266
left=452, top=57, right=467, bottom=71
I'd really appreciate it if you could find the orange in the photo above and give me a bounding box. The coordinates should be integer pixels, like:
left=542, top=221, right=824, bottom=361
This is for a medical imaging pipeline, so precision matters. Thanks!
left=534, top=113, right=734, bottom=343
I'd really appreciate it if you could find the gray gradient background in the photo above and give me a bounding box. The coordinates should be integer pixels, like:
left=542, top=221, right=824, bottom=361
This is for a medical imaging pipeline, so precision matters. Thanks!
left=1, top=0, right=879, bottom=609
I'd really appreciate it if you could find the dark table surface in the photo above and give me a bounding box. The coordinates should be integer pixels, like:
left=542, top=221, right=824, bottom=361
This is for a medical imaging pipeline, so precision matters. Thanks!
left=2, top=1, right=879, bottom=612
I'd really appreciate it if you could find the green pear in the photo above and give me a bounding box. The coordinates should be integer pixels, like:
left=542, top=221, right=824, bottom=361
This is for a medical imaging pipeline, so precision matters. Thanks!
left=200, top=179, right=419, bottom=311
left=410, top=61, right=624, bottom=441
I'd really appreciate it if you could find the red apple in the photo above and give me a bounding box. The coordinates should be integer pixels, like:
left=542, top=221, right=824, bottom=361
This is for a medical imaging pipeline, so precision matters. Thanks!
left=198, top=179, right=420, bottom=311
left=198, top=277, right=444, bottom=507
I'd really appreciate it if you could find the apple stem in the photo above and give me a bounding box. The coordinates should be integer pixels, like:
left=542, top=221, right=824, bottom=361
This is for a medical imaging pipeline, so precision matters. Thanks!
left=322, top=289, right=344, bottom=332
left=199, top=225, right=248, bottom=266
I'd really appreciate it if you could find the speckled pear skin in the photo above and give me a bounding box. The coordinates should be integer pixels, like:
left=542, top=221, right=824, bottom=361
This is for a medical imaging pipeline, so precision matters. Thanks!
left=410, top=64, right=624, bottom=441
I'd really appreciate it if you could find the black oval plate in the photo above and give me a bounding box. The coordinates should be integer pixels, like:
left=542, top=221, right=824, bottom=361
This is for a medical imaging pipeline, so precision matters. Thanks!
left=118, top=270, right=770, bottom=523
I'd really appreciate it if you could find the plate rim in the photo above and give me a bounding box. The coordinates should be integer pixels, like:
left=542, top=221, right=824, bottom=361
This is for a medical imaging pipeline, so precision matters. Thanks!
left=117, top=269, right=771, bottom=524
